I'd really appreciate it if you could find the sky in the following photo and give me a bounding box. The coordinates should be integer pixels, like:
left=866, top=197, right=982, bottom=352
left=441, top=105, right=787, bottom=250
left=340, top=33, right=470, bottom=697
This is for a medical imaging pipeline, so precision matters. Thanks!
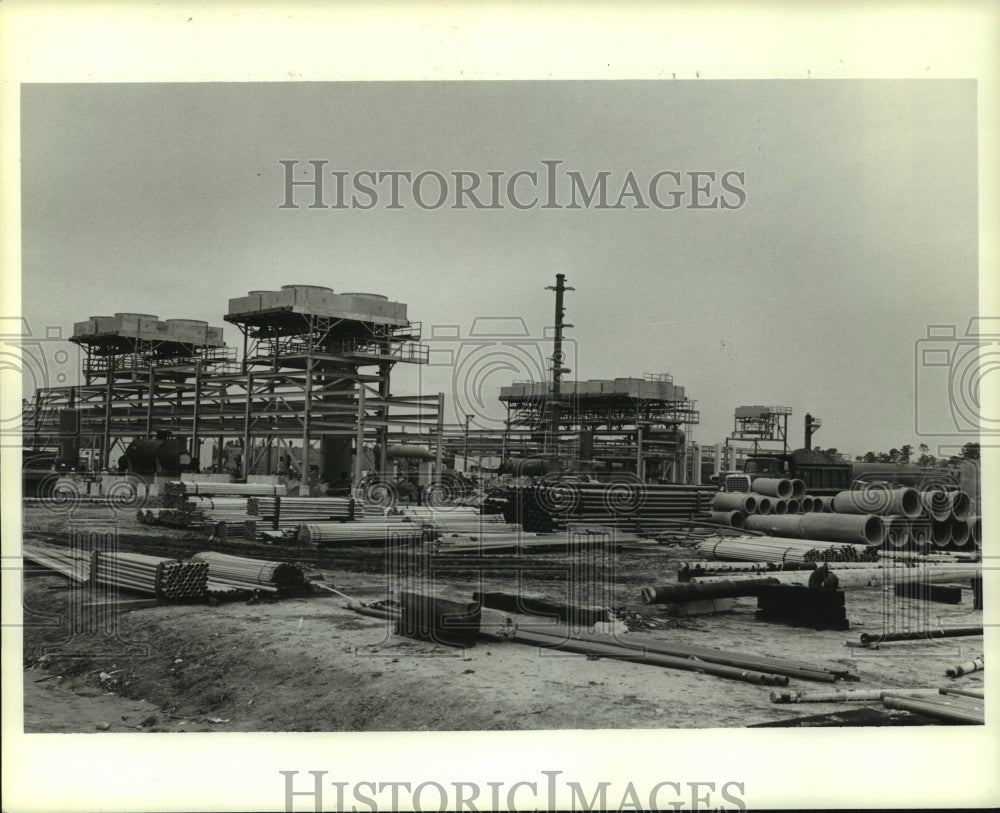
left=19, top=80, right=980, bottom=458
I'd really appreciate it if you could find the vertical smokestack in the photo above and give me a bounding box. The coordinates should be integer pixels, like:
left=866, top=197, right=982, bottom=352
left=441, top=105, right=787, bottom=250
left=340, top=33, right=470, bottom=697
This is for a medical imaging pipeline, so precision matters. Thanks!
left=546, top=274, right=574, bottom=441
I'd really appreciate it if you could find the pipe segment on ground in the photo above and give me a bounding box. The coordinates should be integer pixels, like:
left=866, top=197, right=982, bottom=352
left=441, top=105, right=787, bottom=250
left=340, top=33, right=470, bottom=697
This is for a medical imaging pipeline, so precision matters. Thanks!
left=930, top=519, right=952, bottom=548
left=755, top=496, right=773, bottom=516
left=881, top=516, right=910, bottom=550
left=880, top=694, right=983, bottom=724
left=799, top=496, right=815, bottom=513
left=691, top=564, right=981, bottom=590
left=950, top=519, right=971, bottom=549
left=946, top=656, right=984, bottom=678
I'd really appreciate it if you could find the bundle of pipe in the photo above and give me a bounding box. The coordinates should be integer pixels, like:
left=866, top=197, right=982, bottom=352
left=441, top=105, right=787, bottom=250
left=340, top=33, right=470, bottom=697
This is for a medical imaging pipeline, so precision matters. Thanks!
left=394, top=506, right=483, bottom=518
left=297, top=522, right=432, bottom=546
left=832, top=486, right=922, bottom=518
left=22, top=545, right=91, bottom=582
left=504, top=483, right=713, bottom=533
left=696, top=535, right=878, bottom=564
left=166, top=481, right=287, bottom=499
left=881, top=693, right=984, bottom=725
left=248, top=496, right=354, bottom=521
left=91, top=551, right=208, bottom=599
left=191, top=551, right=306, bottom=590
left=436, top=531, right=619, bottom=555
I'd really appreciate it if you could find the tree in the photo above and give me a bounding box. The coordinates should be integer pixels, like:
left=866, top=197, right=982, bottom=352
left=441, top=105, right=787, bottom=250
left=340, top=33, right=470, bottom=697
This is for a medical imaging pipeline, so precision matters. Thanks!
left=960, top=442, right=980, bottom=460
left=899, top=444, right=913, bottom=463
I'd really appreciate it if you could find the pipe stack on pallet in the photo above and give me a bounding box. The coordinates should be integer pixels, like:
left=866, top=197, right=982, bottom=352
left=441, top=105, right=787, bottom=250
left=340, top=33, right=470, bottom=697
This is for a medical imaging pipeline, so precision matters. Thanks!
left=696, top=536, right=878, bottom=565
left=191, top=551, right=307, bottom=591
left=502, top=482, right=714, bottom=534
left=91, top=551, right=208, bottom=599
left=165, top=481, right=287, bottom=499
left=297, top=522, right=433, bottom=547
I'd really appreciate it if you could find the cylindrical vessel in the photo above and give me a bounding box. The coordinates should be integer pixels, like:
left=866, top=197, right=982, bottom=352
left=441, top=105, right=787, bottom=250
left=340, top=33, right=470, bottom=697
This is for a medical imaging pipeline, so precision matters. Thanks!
left=790, top=479, right=807, bottom=498
left=771, top=499, right=788, bottom=516
left=755, top=496, right=773, bottom=516
left=751, top=478, right=793, bottom=499
left=799, top=496, right=815, bottom=513
left=785, top=498, right=801, bottom=514
left=799, top=513, right=884, bottom=545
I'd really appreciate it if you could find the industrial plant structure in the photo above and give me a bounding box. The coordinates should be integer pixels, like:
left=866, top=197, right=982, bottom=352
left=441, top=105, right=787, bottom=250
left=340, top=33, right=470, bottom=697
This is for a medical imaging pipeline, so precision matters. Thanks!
left=23, top=285, right=443, bottom=489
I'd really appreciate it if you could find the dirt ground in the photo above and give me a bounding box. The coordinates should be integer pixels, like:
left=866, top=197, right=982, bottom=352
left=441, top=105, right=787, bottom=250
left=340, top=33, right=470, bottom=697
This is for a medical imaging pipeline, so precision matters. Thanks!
left=19, top=503, right=985, bottom=732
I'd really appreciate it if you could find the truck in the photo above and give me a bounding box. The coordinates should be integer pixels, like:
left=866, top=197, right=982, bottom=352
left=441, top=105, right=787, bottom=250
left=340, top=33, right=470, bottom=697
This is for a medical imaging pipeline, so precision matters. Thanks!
left=717, top=449, right=959, bottom=495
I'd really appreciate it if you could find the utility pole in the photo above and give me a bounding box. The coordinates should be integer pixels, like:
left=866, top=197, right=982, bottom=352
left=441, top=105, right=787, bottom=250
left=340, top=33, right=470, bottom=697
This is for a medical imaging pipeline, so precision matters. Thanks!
left=546, top=274, right=574, bottom=454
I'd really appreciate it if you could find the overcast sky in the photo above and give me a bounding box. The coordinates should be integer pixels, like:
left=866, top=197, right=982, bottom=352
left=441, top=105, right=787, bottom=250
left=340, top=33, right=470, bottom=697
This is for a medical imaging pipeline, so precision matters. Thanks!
left=20, top=80, right=979, bottom=457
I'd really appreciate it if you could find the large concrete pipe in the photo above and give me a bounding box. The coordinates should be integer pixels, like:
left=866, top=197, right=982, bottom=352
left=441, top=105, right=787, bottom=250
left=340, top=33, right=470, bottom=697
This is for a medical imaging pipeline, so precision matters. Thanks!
left=799, top=496, right=815, bottom=513
left=755, top=496, right=773, bottom=515
left=799, top=512, right=884, bottom=546
left=790, top=478, right=807, bottom=498
left=751, top=477, right=793, bottom=499
left=908, top=520, right=931, bottom=548
left=950, top=519, right=971, bottom=549
left=712, top=492, right=757, bottom=513
left=948, top=491, right=970, bottom=521
left=919, top=489, right=951, bottom=522
left=706, top=510, right=746, bottom=528
left=881, top=516, right=910, bottom=550
left=785, top=498, right=801, bottom=514
left=771, top=498, right=788, bottom=515
left=970, top=517, right=981, bottom=547
left=744, top=514, right=804, bottom=538
left=832, top=486, right=921, bottom=518
left=931, top=519, right=952, bottom=549
left=812, top=496, right=834, bottom=513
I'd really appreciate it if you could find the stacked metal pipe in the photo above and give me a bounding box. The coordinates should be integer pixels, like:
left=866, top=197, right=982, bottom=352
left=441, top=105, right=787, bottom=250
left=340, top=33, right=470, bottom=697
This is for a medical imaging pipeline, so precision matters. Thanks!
left=696, top=535, right=878, bottom=564
left=91, top=551, right=208, bottom=599
left=297, top=522, right=432, bottom=546
left=166, top=480, right=287, bottom=499
left=191, top=551, right=306, bottom=590
left=503, top=483, right=713, bottom=533
left=22, top=545, right=91, bottom=582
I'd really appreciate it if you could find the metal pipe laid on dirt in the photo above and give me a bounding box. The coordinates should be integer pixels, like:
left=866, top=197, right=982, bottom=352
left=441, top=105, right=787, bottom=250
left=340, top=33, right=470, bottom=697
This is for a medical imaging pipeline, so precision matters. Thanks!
left=512, top=627, right=790, bottom=686
left=881, top=694, right=984, bottom=724
left=770, top=688, right=941, bottom=704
